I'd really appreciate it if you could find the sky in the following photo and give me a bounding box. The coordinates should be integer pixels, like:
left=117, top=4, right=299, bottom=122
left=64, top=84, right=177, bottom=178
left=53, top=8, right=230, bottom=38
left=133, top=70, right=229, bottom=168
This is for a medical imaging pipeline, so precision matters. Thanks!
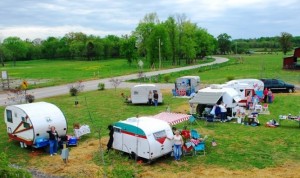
left=0, top=0, right=299, bottom=41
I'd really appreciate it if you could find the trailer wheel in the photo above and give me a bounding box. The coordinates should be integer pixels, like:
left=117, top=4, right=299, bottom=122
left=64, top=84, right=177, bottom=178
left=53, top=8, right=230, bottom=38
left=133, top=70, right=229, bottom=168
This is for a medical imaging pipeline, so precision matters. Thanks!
left=196, top=104, right=207, bottom=115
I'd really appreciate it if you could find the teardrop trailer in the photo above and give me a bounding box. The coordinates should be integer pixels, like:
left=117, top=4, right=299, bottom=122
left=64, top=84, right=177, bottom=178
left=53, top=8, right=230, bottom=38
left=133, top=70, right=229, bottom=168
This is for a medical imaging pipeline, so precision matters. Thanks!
left=112, top=116, right=174, bottom=162
left=4, top=102, right=68, bottom=149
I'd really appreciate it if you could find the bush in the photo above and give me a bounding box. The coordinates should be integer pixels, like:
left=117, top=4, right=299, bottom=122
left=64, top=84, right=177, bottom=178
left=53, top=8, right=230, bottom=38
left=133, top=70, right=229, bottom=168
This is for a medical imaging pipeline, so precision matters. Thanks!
left=0, top=152, right=31, bottom=178
left=69, top=87, right=79, bottom=96
left=98, top=83, right=105, bottom=90
left=25, top=94, right=35, bottom=103
left=226, top=76, right=235, bottom=81
left=69, top=81, right=84, bottom=96
left=164, top=74, right=171, bottom=83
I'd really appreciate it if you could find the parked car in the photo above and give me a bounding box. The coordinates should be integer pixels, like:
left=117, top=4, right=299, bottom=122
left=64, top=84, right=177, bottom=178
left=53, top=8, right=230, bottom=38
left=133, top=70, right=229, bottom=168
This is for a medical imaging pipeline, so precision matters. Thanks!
left=260, top=79, right=295, bottom=93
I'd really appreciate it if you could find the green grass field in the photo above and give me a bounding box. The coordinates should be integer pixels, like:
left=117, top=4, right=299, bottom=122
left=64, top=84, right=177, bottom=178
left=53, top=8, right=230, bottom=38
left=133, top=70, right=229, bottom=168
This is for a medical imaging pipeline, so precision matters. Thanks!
left=0, top=54, right=299, bottom=177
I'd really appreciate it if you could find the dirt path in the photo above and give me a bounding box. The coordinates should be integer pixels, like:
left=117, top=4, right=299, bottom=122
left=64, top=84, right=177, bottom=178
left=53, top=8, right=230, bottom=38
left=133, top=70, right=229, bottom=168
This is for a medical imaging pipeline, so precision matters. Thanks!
left=28, top=138, right=300, bottom=178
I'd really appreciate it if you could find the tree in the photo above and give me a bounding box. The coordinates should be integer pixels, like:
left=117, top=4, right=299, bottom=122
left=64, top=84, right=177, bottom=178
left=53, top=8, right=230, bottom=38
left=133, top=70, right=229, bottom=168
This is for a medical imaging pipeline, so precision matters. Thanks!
left=86, top=41, right=95, bottom=61
left=164, top=16, right=179, bottom=65
left=180, top=21, right=197, bottom=64
left=120, top=35, right=137, bottom=66
left=217, top=33, right=232, bottom=54
left=279, top=32, right=293, bottom=55
left=2, top=37, right=28, bottom=66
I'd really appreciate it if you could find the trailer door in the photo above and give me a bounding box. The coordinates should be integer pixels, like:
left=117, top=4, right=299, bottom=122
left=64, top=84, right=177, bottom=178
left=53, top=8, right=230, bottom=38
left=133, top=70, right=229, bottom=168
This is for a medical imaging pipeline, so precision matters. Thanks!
left=113, top=127, right=123, bottom=151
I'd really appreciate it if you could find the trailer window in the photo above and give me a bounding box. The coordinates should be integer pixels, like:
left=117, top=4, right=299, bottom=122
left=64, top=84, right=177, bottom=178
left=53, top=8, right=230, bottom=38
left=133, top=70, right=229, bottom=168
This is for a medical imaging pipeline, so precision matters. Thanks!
left=23, top=122, right=30, bottom=129
left=133, top=91, right=138, bottom=95
left=153, top=130, right=166, bottom=140
left=6, top=110, right=13, bottom=123
left=114, top=127, right=121, bottom=133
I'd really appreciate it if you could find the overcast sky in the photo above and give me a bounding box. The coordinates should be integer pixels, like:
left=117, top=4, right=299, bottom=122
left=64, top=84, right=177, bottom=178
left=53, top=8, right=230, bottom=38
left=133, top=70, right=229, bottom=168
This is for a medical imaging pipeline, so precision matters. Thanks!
left=0, top=0, right=299, bottom=41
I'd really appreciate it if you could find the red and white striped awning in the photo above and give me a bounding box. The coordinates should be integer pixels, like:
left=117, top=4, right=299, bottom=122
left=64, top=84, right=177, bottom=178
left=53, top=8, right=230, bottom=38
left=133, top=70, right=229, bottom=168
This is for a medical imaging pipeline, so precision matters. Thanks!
left=153, top=112, right=191, bottom=125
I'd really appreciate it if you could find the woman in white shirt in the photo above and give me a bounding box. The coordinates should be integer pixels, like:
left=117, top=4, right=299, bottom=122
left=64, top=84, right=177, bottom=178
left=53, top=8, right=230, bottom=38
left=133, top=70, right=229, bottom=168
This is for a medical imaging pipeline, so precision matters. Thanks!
left=172, top=130, right=183, bottom=161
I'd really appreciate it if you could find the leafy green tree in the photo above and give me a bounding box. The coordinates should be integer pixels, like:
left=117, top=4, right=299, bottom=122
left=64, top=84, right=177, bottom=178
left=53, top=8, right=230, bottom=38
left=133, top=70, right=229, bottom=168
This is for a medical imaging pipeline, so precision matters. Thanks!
left=134, top=13, right=159, bottom=61
left=164, top=16, right=179, bottom=65
left=217, top=33, right=232, bottom=54
left=120, top=35, right=137, bottom=65
left=41, top=37, right=60, bottom=59
left=195, top=28, right=216, bottom=59
left=2, top=37, right=28, bottom=66
left=279, top=32, right=293, bottom=55
left=181, top=21, right=197, bottom=64
left=86, top=41, right=95, bottom=61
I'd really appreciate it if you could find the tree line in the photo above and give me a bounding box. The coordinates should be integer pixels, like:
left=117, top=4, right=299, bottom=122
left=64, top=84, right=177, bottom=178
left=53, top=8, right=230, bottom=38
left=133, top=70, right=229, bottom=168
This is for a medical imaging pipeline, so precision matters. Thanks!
left=0, top=13, right=298, bottom=66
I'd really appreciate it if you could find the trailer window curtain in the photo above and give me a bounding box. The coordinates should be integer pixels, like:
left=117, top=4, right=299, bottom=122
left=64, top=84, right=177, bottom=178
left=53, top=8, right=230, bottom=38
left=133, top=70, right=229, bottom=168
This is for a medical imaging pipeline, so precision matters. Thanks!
left=6, top=110, right=13, bottom=123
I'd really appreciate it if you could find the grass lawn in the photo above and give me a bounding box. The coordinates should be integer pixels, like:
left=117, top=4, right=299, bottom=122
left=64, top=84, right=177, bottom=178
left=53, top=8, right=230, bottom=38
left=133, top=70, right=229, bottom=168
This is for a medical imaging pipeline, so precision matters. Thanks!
left=0, top=58, right=213, bottom=89
left=137, top=54, right=300, bottom=85
left=0, top=54, right=300, bottom=177
left=1, top=90, right=299, bottom=177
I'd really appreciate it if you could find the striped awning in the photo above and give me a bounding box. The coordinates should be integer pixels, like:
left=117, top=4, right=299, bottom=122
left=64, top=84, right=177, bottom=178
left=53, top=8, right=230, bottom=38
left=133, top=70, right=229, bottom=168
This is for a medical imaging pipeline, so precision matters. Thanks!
left=153, top=112, right=191, bottom=125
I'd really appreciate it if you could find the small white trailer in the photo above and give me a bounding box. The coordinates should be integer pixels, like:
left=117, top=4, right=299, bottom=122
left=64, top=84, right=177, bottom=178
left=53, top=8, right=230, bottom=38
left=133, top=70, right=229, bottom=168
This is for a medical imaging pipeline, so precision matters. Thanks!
left=225, top=79, right=264, bottom=98
left=131, top=84, right=163, bottom=104
left=174, top=76, right=200, bottom=96
left=4, top=102, right=67, bottom=148
left=113, top=116, right=173, bottom=161
left=189, top=85, right=242, bottom=115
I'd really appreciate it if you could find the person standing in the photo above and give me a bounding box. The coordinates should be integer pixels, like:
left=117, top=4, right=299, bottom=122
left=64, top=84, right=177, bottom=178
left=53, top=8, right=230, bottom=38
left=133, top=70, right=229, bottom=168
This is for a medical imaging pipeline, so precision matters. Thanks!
left=219, top=102, right=227, bottom=122
left=148, top=91, right=153, bottom=105
left=267, top=89, right=273, bottom=103
left=172, top=130, right=183, bottom=161
left=153, top=91, right=159, bottom=106
left=106, top=125, right=114, bottom=152
left=263, top=88, right=268, bottom=103
left=47, top=126, right=59, bottom=156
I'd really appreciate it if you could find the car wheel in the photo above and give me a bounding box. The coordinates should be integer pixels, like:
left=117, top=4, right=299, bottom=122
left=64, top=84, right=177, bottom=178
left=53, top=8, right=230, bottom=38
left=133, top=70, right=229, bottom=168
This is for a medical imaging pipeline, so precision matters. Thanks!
left=288, top=88, right=293, bottom=93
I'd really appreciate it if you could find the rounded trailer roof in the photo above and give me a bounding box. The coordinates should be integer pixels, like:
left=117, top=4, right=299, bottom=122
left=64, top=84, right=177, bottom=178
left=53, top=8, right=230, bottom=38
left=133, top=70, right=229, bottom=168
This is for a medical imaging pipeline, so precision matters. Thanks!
left=119, top=117, right=170, bottom=135
left=8, top=102, right=66, bottom=125
left=132, top=84, right=157, bottom=88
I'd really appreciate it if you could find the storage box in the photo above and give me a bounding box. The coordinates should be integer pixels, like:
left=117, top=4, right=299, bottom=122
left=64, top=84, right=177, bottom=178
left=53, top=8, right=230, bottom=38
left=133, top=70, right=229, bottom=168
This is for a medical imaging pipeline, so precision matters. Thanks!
left=67, top=137, right=77, bottom=146
left=35, top=137, right=49, bottom=148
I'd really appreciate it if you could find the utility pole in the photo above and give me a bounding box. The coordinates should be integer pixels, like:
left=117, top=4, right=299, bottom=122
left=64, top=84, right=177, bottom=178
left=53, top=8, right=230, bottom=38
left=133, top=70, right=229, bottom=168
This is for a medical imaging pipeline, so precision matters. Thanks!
left=159, top=38, right=161, bottom=69
left=235, top=41, right=237, bottom=55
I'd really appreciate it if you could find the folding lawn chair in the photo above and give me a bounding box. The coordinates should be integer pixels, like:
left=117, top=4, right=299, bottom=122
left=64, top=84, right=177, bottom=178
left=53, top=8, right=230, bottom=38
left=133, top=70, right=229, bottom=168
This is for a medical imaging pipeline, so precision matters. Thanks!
left=190, top=130, right=206, bottom=155
left=205, top=114, right=214, bottom=126
left=188, top=115, right=199, bottom=125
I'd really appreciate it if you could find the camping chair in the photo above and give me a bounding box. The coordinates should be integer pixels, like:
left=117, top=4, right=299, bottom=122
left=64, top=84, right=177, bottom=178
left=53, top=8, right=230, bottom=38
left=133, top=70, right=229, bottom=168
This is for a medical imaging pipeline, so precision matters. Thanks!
left=190, top=130, right=206, bottom=155
left=188, top=115, right=199, bottom=125
left=262, top=104, right=269, bottom=111
left=205, top=114, right=214, bottom=126
left=190, top=129, right=200, bottom=139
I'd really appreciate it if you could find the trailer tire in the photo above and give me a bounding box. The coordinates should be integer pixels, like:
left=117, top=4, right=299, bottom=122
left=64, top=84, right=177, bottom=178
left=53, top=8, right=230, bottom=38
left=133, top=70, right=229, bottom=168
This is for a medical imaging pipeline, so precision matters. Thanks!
left=196, top=104, right=207, bottom=115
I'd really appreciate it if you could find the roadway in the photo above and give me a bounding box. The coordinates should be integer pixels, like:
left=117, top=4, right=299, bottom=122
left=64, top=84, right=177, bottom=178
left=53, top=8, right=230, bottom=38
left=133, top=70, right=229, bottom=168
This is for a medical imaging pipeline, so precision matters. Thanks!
left=0, top=56, right=228, bottom=106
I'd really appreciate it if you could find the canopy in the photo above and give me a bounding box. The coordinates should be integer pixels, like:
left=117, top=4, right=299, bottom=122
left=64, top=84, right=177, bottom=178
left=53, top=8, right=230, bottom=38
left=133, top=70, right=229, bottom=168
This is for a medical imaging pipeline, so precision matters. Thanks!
left=153, top=112, right=190, bottom=125
left=189, top=91, right=223, bottom=105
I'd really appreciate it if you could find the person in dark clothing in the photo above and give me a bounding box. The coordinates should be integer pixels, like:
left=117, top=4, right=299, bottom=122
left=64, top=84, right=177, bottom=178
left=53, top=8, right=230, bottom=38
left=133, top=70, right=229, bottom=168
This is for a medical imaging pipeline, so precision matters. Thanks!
left=47, top=126, right=59, bottom=156
left=153, top=91, right=159, bottom=106
left=107, top=125, right=114, bottom=152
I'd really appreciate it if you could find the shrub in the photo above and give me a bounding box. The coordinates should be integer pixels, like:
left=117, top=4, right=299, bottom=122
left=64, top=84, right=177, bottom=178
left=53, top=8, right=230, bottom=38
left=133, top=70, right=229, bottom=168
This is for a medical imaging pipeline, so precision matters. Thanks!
left=226, top=76, right=235, bottom=81
left=98, top=83, right=105, bottom=90
left=25, top=94, right=35, bottom=103
left=164, top=74, right=171, bottom=83
left=69, top=81, right=84, bottom=96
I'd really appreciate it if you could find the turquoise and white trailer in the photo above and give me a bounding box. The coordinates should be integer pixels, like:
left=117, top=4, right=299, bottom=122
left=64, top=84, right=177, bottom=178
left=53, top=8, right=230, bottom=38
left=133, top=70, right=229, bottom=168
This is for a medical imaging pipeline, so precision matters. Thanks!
left=113, top=116, right=173, bottom=161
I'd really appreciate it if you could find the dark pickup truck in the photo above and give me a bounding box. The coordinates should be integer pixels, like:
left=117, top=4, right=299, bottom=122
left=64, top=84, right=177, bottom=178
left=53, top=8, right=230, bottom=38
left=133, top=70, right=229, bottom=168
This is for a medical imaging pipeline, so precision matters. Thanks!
left=260, top=79, right=295, bottom=93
